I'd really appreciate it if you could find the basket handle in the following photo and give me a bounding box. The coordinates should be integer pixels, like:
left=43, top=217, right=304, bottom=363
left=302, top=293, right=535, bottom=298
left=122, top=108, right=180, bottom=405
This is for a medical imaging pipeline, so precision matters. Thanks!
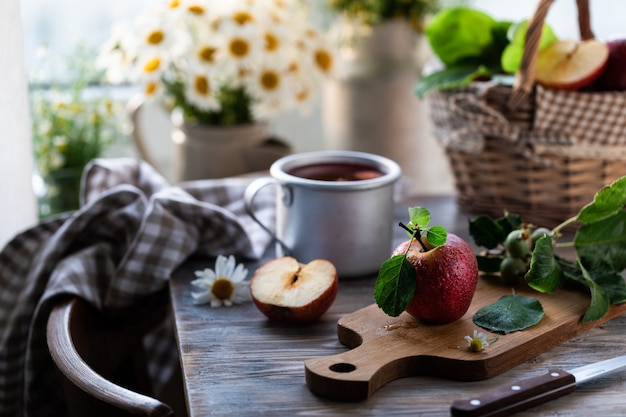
left=508, top=0, right=594, bottom=109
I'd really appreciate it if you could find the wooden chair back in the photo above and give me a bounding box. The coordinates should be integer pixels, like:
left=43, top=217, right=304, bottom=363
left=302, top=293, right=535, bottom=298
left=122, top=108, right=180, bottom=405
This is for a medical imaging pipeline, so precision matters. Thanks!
left=46, top=296, right=177, bottom=417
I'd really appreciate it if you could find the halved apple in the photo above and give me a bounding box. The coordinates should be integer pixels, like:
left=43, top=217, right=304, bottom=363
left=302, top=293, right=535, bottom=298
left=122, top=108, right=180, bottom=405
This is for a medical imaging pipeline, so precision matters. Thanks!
left=535, top=39, right=609, bottom=90
left=250, top=257, right=338, bottom=324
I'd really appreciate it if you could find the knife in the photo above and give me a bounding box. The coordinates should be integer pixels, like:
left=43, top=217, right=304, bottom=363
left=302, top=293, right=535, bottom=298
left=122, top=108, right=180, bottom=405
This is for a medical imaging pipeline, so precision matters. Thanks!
left=450, top=354, right=626, bottom=417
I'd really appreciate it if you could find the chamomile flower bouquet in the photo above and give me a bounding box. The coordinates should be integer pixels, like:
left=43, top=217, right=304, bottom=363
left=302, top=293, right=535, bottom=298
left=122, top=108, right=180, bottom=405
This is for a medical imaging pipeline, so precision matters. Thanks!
left=98, top=0, right=335, bottom=126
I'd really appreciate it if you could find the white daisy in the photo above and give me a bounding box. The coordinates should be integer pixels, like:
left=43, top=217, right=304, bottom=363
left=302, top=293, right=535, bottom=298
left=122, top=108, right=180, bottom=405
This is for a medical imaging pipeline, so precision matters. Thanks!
left=184, top=66, right=220, bottom=112
left=464, top=329, right=496, bottom=352
left=191, top=255, right=250, bottom=307
left=215, top=18, right=264, bottom=72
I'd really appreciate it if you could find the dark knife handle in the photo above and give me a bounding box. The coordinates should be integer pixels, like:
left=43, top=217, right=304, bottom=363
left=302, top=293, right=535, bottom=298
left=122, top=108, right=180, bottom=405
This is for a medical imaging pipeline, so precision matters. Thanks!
left=450, top=369, right=576, bottom=417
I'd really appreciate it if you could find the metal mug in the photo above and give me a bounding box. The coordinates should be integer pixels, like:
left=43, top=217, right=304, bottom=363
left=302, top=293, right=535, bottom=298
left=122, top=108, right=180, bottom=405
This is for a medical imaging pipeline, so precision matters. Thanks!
left=244, top=150, right=401, bottom=278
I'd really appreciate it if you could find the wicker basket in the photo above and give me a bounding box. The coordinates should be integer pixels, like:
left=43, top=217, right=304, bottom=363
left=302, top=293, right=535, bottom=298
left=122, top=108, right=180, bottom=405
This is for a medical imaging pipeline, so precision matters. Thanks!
left=427, top=0, right=626, bottom=227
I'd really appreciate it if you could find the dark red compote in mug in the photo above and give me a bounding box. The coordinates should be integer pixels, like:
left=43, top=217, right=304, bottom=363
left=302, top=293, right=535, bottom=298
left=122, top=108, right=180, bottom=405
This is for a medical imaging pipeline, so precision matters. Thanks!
left=287, top=162, right=384, bottom=182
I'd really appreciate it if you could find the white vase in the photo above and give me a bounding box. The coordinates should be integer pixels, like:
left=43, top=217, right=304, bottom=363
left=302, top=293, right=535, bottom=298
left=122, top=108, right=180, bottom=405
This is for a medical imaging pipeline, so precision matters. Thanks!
left=129, top=98, right=292, bottom=182
left=323, top=19, right=454, bottom=194
left=172, top=119, right=289, bottom=182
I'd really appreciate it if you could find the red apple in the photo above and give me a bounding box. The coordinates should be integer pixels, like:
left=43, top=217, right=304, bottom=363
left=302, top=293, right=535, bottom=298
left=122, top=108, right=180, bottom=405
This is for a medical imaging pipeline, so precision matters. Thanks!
left=250, top=257, right=338, bottom=324
left=593, top=37, right=626, bottom=91
left=392, top=233, right=478, bottom=324
left=535, top=39, right=609, bottom=90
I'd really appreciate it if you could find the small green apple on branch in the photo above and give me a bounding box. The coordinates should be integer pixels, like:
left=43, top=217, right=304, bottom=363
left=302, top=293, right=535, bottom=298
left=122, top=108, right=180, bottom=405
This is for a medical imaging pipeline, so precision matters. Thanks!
left=375, top=175, right=626, bottom=334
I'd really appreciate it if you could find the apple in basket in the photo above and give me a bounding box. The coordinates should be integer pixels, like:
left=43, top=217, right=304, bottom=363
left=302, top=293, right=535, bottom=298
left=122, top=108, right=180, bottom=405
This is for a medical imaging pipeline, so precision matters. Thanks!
left=250, top=257, right=338, bottom=324
left=593, top=37, right=626, bottom=91
left=535, top=39, right=609, bottom=90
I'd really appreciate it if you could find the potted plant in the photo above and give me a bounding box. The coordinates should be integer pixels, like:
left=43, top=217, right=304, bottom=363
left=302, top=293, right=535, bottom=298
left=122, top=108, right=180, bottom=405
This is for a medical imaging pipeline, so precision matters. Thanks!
left=30, top=44, right=124, bottom=218
left=98, top=0, right=335, bottom=181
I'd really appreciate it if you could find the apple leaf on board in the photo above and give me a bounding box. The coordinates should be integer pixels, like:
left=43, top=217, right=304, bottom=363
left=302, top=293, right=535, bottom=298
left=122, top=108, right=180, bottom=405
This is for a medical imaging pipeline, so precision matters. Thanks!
left=473, top=293, right=544, bottom=334
left=375, top=207, right=448, bottom=317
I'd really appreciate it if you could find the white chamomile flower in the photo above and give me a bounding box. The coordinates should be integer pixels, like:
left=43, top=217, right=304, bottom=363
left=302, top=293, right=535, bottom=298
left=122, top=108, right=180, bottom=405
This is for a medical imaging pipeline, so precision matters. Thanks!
left=217, top=19, right=264, bottom=72
left=464, top=329, right=491, bottom=352
left=191, top=255, right=250, bottom=307
left=247, top=61, right=295, bottom=119
left=184, top=66, right=220, bottom=112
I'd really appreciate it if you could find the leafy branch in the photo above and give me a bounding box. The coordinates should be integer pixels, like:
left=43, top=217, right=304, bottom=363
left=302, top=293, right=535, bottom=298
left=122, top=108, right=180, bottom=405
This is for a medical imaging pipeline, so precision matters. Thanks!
left=469, top=175, right=626, bottom=327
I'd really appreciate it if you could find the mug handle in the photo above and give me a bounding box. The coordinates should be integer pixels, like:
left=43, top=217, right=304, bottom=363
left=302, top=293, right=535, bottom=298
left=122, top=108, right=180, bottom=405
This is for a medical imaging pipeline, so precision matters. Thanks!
left=243, top=177, right=292, bottom=256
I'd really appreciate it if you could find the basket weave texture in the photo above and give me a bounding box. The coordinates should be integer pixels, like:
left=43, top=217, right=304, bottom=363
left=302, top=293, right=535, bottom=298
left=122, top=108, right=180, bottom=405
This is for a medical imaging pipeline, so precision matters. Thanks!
left=427, top=0, right=626, bottom=226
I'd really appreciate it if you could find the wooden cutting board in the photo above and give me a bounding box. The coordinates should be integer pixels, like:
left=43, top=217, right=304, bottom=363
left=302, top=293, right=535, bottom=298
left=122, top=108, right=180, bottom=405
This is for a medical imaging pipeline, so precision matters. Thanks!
left=305, top=277, right=626, bottom=402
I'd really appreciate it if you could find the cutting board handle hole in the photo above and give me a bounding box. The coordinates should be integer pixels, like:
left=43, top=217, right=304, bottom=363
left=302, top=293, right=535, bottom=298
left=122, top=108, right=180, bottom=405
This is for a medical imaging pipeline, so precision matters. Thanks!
left=329, top=363, right=356, bottom=373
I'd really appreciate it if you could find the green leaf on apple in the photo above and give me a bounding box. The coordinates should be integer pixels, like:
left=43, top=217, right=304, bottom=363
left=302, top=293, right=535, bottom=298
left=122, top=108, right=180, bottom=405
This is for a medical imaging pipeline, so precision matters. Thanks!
left=426, top=226, right=447, bottom=247
left=473, top=293, right=544, bottom=334
left=375, top=207, right=448, bottom=317
left=375, top=255, right=416, bottom=317
left=408, top=206, right=430, bottom=228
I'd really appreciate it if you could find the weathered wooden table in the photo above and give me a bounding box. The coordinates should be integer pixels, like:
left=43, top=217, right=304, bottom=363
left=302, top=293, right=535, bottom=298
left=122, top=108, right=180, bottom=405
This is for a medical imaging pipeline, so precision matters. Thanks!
left=169, top=194, right=626, bottom=416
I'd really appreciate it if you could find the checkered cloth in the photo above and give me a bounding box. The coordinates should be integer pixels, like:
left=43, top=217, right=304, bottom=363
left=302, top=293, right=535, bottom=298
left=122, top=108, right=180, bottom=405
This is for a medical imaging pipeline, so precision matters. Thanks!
left=427, top=82, right=626, bottom=160
left=0, top=158, right=276, bottom=417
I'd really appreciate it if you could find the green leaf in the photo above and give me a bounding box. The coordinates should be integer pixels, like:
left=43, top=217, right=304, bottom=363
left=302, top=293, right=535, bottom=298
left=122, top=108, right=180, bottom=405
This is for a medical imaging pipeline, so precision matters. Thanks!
left=426, top=226, right=447, bottom=247
left=408, top=207, right=430, bottom=229
left=469, top=212, right=522, bottom=249
left=374, top=255, right=416, bottom=317
left=578, top=260, right=611, bottom=322
left=556, top=256, right=626, bottom=305
left=468, top=215, right=504, bottom=249
left=594, top=272, right=626, bottom=305
left=577, top=176, right=626, bottom=224
left=501, top=20, right=557, bottom=73
left=498, top=212, right=523, bottom=235
left=575, top=210, right=626, bottom=272
left=526, top=235, right=564, bottom=293
left=414, top=66, right=491, bottom=99
left=473, top=294, right=544, bottom=334
left=476, top=255, right=503, bottom=273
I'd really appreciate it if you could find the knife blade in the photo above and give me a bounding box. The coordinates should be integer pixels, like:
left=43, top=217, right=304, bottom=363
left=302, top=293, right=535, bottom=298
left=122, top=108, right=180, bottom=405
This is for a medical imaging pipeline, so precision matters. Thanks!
left=450, top=354, right=626, bottom=417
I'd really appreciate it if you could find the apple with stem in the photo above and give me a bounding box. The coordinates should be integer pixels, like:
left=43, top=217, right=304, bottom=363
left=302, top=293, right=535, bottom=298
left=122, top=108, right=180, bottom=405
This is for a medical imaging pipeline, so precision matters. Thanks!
left=250, top=257, right=338, bottom=324
left=375, top=207, right=478, bottom=324
left=535, top=39, right=609, bottom=90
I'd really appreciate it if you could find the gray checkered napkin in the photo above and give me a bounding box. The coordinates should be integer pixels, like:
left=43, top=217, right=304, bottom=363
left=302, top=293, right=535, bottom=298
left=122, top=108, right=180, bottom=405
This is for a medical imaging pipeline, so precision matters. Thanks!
left=0, top=157, right=275, bottom=417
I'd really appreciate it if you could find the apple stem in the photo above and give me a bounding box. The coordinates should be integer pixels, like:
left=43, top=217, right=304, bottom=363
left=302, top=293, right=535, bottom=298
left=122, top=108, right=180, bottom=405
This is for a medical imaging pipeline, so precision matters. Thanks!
left=399, top=222, right=428, bottom=252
